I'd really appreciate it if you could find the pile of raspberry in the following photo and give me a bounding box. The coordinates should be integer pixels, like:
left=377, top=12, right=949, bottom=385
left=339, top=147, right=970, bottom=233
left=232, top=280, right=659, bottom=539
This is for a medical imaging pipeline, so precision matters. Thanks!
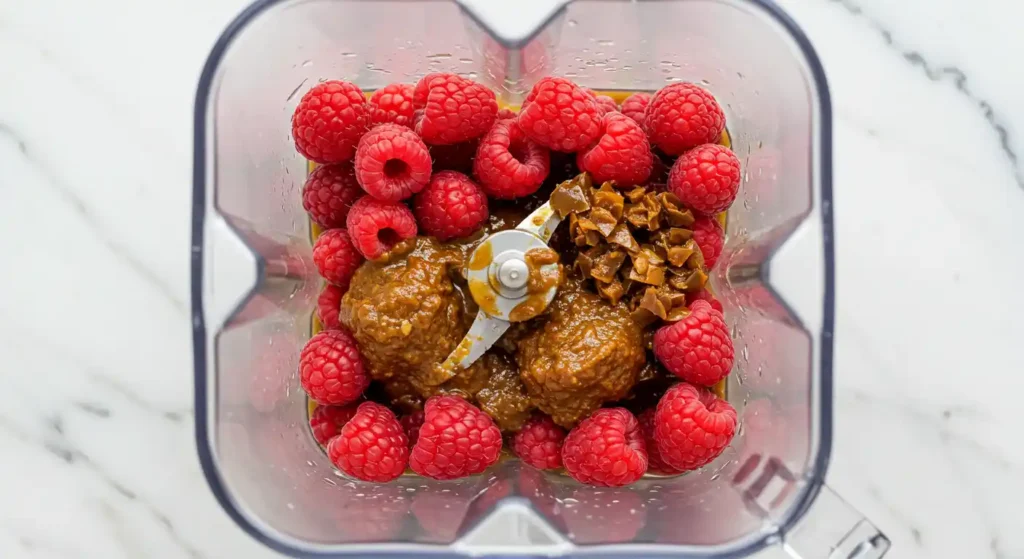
left=293, top=74, right=741, bottom=486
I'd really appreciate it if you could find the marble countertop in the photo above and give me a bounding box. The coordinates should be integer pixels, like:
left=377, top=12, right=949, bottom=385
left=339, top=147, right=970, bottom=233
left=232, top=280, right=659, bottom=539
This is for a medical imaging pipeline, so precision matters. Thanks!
left=1, top=0, right=1022, bottom=557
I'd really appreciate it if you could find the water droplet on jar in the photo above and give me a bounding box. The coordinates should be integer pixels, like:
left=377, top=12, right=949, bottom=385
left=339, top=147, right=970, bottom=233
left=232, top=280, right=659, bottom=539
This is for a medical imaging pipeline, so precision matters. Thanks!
left=341, top=52, right=357, bottom=58
left=459, top=58, right=473, bottom=64
left=597, top=39, right=614, bottom=46
left=742, top=346, right=749, bottom=361
left=568, top=19, right=578, bottom=26
left=700, top=79, right=711, bottom=86
left=301, top=60, right=313, bottom=67
left=427, top=53, right=452, bottom=60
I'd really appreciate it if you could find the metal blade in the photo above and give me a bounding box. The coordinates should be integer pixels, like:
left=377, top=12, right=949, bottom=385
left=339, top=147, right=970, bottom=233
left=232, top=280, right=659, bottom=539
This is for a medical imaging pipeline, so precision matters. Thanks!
left=515, top=201, right=562, bottom=243
left=437, top=310, right=511, bottom=374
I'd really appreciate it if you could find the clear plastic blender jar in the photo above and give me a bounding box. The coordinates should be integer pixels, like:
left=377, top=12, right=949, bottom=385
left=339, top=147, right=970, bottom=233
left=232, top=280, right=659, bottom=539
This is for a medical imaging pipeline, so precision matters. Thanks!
left=192, top=1, right=889, bottom=557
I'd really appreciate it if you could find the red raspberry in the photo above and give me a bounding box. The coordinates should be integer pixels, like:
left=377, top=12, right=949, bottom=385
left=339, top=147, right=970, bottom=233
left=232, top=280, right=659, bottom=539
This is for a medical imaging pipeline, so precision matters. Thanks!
left=576, top=113, right=653, bottom=187
left=653, top=299, right=734, bottom=387
left=400, top=411, right=425, bottom=446
left=354, top=124, right=432, bottom=202
left=654, top=382, right=737, bottom=471
left=517, top=77, right=603, bottom=152
left=413, top=171, right=489, bottom=241
left=593, top=94, right=619, bottom=116
left=561, top=408, right=647, bottom=487
left=412, top=73, right=447, bottom=108
left=312, top=229, right=364, bottom=289
left=473, top=119, right=551, bottom=199
left=327, top=401, right=409, bottom=482
left=620, top=92, right=650, bottom=126
left=512, top=415, right=566, bottom=470
left=667, top=143, right=741, bottom=215
left=368, top=83, right=415, bottom=127
left=692, top=214, right=725, bottom=270
left=309, top=403, right=359, bottom=445
left=414, top=74, right=498, bottom=145
left=429, top=140, right=479, bottom=174
left=345, top=196, right=418, bottom=259
left=496, top=107, right=516, bottom=120
left=292, top=80, right=370, bottom=164
left=644, top=83, right=725, bottom=156
left=687, top=289, right=724, bottom=314
left=302, top=163, right=363, bottom=229
left=409, top=395, right=502, bottom=480
left=316, top=284, right=344, bottom=330
left=638, top=408, right=683, bottom=475
left=299, top=330, right=370, bottom=406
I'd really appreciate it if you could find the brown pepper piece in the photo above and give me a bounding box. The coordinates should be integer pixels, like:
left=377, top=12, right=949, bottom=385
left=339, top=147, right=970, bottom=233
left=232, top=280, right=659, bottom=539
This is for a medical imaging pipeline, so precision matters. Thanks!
left=546, top=173, right=713, bottom=325
left=550, top=173, right=592, bottom=217
left=591, top=250, right=627, bottom=283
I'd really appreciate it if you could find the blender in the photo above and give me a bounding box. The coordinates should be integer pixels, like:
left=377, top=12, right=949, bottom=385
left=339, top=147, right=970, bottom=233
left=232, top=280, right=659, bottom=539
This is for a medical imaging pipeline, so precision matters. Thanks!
left=192, top=1, right=889, bottom=557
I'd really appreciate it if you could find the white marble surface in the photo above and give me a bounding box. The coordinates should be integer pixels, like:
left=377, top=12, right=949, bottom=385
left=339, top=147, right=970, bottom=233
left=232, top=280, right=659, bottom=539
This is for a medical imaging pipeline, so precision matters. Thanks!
left=1, top=0, right=1023, bottom=557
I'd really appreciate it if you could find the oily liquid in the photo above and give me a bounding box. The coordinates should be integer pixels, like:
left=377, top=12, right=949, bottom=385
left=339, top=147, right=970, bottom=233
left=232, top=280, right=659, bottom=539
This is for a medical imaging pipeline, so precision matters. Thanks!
left=306, top=90, right=730, bottom=428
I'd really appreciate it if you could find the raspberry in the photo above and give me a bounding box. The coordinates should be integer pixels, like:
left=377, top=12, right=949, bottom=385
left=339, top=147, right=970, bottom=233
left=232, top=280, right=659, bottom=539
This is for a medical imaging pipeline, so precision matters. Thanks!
left=620, top=92, right=650, bottom=126
left=687, top=289, right=724, bottom=314
left=512, top=415, right=566, bottom=470
left=327, top=401, right=409, bottom=482
left=316, top=284, right=344, bottom=330
left=561, top=408, right=647, bottom=487
left=638, top=408, right=683, bottom=475
left=302, top=163, right=364, bottom=229
left=496, top=107, right=516, bottom=120
left=517, top=77, right=603, bottom=152
left=412, top=73, right=447, bottom=107
left=653, top=299, right=734, bottom=387
left=429, top=140, right=479, bottom=173
left=414, top=74, right=498, bottom=145
left=593, top=95, right=619, bottom=116
left=409, top=395, right=502, bottom=480
left=354, top=124, right=432, bottom=202
left=692, top=214, right=725, bottom=270
left=299, top=330, right=370, bottom=405
left=644, top=83, right=725, bottom=156
left=312, top=229, right=364, bottom=289
left=413, top=171, right=489, bottom=241
left=576, top=113, right=653, bottom=187
left=345, top=196, right=418, bottom=259
left=654, top=382, right=737, bottom=471
left=473, top=119, right=551, bottom=199
left=310, top=403, right=359, bottom=445
left=368, top=83, right=416, bottom=127
left=400, top=410, right=425, bottom=446
left=292, top=80, right=370, bottom=164
left=667, top=143, right=741, bottom=215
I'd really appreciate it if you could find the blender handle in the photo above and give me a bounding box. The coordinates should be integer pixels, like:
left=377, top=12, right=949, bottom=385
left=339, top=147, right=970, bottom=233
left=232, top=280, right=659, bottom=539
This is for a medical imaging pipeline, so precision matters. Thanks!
left=780, top=483, right=890, bottom=559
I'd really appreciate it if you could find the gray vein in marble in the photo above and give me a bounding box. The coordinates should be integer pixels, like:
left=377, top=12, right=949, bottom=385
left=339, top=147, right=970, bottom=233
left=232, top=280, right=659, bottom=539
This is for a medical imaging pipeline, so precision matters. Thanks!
left=0, top=415, right=205, bottom=559
left=0, top=323, right=190, bottom=423
left=85, top=370, right=188, bottom=423
left=863, top=484, right=923, bottom=546
left=827, top=0, right=1024, bottom=190
left=75, top=401, right=113, bottom=418
left=0, top=123, right=186, bottom=313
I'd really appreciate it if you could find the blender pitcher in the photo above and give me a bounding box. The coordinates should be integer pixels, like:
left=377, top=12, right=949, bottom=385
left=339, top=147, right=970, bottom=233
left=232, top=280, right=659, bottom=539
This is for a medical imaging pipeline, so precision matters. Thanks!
left=191, top=0, right=889, bottom=557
